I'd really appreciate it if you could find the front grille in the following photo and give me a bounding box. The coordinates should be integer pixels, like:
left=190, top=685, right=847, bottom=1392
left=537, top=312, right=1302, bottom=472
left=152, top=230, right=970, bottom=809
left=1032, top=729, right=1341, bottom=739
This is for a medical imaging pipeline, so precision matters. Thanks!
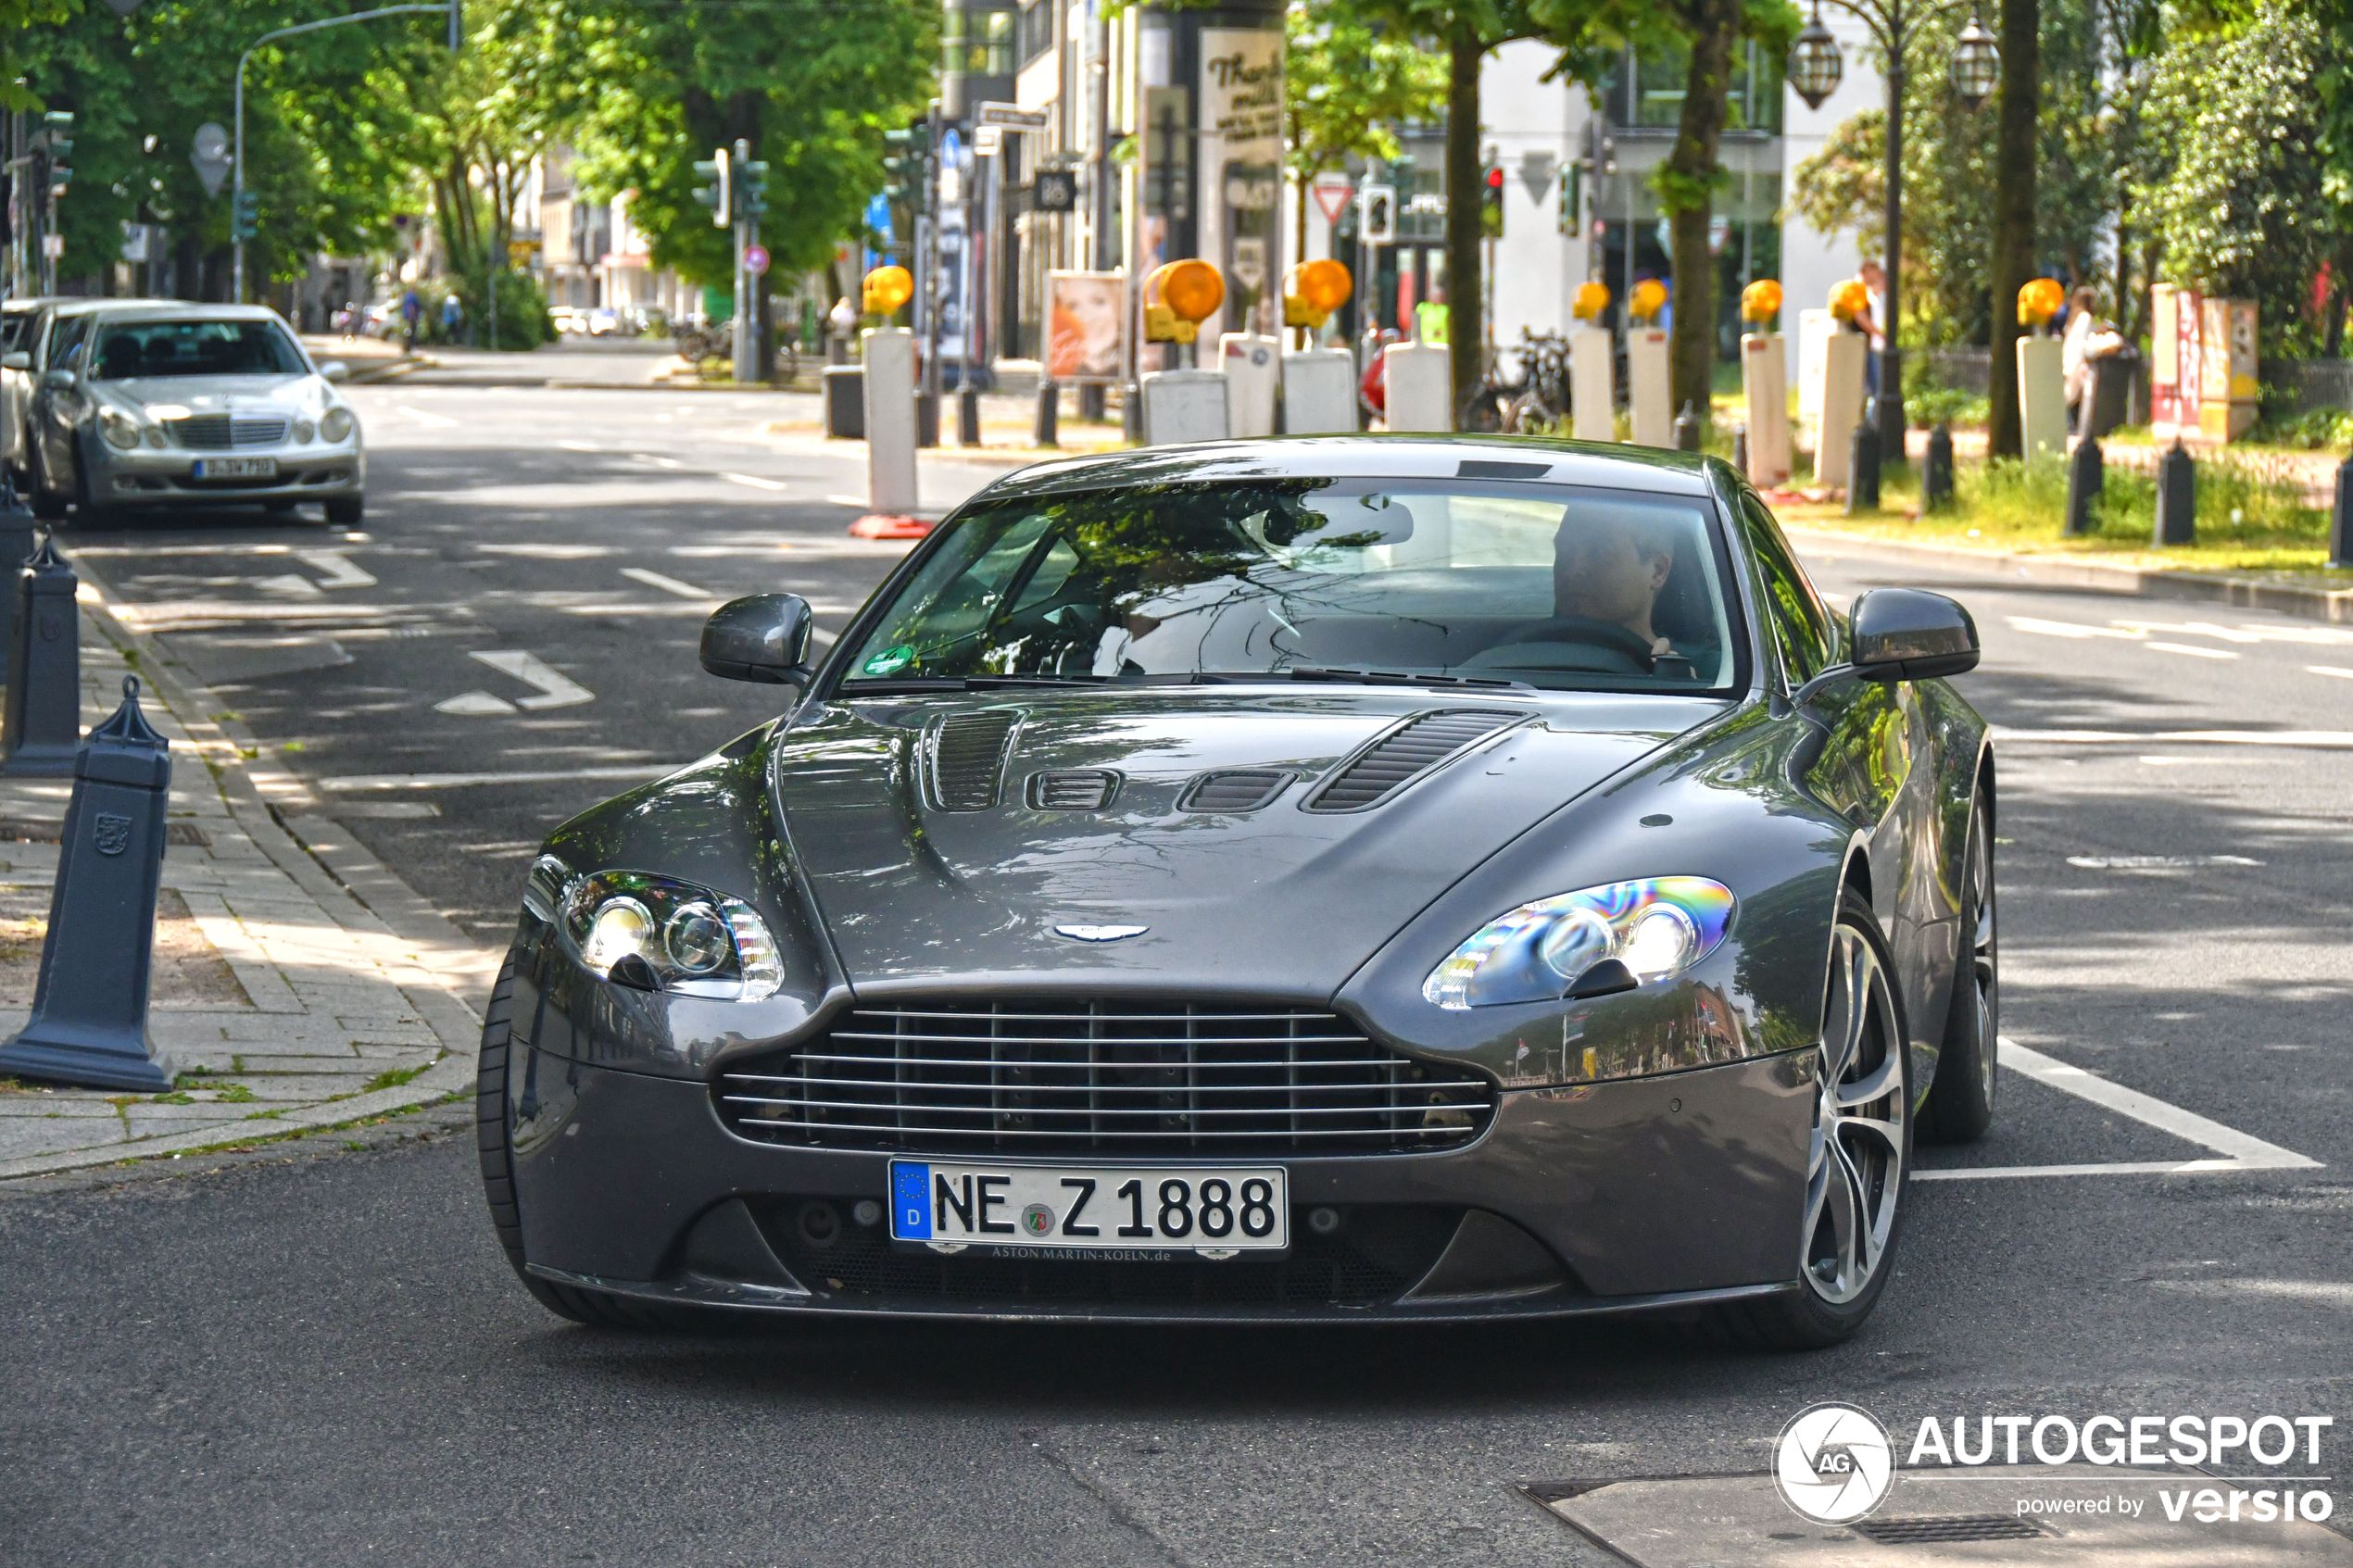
left=718, top=998, right=1497, bottom=1155
left=1304, top=709, right=1524, bottom=811
left=168, top=413, right=289, bottom=449
left=764, top=1198, right=1462, bottom=1308
left=1852, top=1516, right=2047, bottom=1545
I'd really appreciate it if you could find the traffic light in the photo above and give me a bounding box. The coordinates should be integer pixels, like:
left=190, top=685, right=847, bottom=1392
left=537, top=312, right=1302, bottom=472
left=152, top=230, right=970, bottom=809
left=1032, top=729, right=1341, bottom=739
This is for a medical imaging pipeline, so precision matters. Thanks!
left=1481, top=162, right=1504, bottom=239
left=692, top=147, right=730, bottom=227
left=232, top=191, right=258, bottom=241
left=738, top=159, right=769, bottom=222
left=42, top=111, right=72, bottom=194
left=881, top=127, right=922, bottom=209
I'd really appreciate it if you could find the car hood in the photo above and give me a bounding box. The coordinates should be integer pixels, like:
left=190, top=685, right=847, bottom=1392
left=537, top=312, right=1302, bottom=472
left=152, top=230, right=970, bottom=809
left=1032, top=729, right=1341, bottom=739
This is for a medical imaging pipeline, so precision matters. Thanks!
left=772, top=687, right=1729, bottom=997
left=104, top=374, right=326, bottom=412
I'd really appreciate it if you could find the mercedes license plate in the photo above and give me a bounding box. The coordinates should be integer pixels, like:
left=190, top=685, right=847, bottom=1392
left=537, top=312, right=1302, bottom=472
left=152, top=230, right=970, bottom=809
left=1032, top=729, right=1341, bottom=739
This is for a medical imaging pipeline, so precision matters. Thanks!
left=889, top=1160, right=1288, bottom=1257
left=192, top=457, right=276, bottom=479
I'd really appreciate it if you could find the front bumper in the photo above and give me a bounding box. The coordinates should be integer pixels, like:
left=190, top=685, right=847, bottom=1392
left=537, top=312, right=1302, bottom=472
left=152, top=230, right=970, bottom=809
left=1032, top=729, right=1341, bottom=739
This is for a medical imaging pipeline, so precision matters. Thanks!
left=82, top=434, right=364, bottom=509
left=503, top=1046, right=1818, bottom=1325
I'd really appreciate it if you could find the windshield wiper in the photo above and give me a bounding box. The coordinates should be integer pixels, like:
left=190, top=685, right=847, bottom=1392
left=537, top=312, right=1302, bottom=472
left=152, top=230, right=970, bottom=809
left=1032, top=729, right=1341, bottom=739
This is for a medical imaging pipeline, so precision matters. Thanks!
left=1281, top=665, right=1540, bottom=695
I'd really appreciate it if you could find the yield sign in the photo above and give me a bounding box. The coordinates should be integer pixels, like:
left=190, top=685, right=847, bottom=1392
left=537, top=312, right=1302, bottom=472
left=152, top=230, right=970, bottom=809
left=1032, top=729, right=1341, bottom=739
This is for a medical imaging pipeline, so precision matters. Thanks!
left=1312, top=180, right=1353, bottom=225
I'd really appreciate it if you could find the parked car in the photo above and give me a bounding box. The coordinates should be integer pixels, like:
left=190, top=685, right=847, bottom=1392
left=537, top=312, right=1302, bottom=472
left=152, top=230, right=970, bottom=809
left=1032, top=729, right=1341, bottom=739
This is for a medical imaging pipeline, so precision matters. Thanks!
left=4, top=296, right=184, bottom=490
left=27, top=304, right=365, bottom=524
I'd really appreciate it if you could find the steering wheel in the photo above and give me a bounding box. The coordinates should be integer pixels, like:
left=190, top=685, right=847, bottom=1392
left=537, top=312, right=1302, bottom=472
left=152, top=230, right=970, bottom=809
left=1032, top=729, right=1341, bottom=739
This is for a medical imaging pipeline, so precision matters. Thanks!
left=1460, top=615, right=1659, bottom=676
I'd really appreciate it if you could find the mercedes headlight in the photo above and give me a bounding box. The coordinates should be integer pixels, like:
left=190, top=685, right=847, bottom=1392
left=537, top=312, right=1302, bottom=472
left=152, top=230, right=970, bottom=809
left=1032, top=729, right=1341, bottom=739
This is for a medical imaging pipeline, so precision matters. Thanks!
left=98, top=406, right=143, bottom=451
left=293, top=418, right=317, bottom=444
left=319, top=406, right=356, bottom=443
left=1423, top=877, right=1734, bottom=1010
left=527, top=856, right=782, bottom=1001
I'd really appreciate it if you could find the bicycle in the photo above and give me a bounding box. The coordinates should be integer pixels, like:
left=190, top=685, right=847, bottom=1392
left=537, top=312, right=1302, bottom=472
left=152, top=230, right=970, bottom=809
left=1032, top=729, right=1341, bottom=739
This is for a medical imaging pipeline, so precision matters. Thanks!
left=1457, top=329, right=1574, bottom=433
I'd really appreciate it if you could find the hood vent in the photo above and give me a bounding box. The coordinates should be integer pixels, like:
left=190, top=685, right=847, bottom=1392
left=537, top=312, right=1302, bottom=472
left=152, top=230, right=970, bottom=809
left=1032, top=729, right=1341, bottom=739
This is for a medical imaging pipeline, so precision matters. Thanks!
left=1026, top=769, right=1120, bottom=810
left=926, top=710, right=1019, bottom=810
left=1179, top=770, right=1292, bottom=813
left=1303, top=709, right=1525, bottom=812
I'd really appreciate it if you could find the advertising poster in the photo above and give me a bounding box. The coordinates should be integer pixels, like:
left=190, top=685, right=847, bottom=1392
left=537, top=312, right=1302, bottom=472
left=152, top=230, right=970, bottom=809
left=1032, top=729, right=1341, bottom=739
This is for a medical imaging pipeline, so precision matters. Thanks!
left=1048, top=270, right=1126, bottom=382
left=1198, top=24, right=1283, bottom=339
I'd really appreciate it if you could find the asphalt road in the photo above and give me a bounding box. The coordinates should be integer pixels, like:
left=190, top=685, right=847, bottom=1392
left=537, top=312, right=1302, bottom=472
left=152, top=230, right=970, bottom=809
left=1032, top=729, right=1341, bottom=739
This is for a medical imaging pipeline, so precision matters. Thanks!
left=3, top=395, right=2348, bottom=1567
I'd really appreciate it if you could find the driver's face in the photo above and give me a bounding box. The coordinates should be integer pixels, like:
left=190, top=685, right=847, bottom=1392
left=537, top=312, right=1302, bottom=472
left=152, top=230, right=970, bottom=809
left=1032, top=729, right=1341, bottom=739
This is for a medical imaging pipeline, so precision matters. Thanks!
left=1554, top=521, right=1672, bottom=635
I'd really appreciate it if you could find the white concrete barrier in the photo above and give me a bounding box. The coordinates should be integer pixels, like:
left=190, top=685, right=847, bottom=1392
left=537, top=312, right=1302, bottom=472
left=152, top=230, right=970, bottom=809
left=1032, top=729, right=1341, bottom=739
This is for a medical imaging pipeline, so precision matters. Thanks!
left=1817, top=331, right=1869, bottom=488
left=1383, top=342, right=1452, bottom=433
left=861, top=327, right=918, bottom=515
left=1742, top=332, right=1791, bottom=485
left=2019, top=335, right=2067, bottom=469
left=1219, top=333, right=1281, bottom=438
left=1139, top=368, right=1230, bottom=445
left=1570, top=329, right=1614, bottom=442
left=1627, top=328, right=1673, bottom=447
left=1281, top=348, right=1356, bottom=435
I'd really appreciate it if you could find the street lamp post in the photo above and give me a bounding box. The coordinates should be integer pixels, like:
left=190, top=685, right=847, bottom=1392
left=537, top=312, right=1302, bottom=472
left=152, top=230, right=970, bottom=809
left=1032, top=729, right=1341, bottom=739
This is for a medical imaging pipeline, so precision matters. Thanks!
left=235, top=2, right=458, bottom=303
left=1788, top=0, right=1997, bottom=468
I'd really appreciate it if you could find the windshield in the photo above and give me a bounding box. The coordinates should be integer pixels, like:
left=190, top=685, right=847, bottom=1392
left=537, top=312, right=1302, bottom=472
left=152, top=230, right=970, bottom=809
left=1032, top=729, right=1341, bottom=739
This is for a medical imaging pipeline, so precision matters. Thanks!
left=841, top=479, right=1742, bottom=695
left=90, top=318, right=307, bottom=381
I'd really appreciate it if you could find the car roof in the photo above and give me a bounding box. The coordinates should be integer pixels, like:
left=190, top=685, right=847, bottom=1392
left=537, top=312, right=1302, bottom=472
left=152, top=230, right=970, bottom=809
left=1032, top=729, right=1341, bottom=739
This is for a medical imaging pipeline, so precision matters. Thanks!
left=981, top=434, right=1724, bottom=502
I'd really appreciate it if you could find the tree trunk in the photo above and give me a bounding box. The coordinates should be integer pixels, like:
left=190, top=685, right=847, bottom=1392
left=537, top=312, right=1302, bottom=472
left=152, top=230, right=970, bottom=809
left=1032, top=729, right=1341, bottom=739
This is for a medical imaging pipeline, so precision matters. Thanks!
left=1664, top=2, right=1737, bottom=438
left=1986, top=0, right=2039, bottom=459
left=1445, top=23, right=1484, bottom=422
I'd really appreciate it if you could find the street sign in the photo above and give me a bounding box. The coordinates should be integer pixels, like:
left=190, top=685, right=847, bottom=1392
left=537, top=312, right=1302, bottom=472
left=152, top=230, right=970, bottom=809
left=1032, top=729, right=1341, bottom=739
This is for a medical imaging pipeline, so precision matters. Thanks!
left=42, top=234, right=63, bottom=258
left=974, top=101, right=1049, bottom=132
left=745, top=244, right=770, bottom=277
left=1032, top=169, right=1077, bottom=213
left=120, top=222, right=150, bottom=263
left=1358, top=183, right=1395, bottom=245
left=191, top=122, right=231, bottom=196
left=973, top=125, right=1001, bottom=157
left=507, top=238, right=537, bottom=265
left=1312, top=179, right=1352, bottom=226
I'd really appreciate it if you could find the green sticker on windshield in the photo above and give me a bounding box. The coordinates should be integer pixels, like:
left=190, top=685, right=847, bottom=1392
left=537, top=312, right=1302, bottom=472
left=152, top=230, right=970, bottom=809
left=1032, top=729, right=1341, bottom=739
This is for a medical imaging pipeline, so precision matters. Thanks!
left=862, top=644, right=917, bottom=676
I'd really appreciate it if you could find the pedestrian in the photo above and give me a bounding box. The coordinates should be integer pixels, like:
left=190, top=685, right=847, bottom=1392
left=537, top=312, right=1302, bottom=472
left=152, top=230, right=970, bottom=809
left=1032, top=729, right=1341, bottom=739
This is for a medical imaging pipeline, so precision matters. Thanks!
left=1857, top=259, right=1889, bottom=399
left=441, top=293, right=464, bottom=346
left=2061, top=286, right=2126, bottom=433
left=399, top=287, right=422, bottom=355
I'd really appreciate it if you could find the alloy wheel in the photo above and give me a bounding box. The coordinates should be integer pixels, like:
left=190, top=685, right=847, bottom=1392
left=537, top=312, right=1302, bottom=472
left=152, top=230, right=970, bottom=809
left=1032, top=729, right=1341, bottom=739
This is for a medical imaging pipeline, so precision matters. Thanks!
left=1803, top=923, right=1906, bottom=1305
left=1964, top=815, right=1999, bottom=1106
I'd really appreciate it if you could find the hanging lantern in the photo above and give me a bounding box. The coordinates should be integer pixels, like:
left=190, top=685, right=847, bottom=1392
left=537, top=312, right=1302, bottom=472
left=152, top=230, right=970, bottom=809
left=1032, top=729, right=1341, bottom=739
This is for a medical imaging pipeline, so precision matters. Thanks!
left=1788, top=5, right=1844, bottom=111
left=1950, top=12, right=2001, bottom=112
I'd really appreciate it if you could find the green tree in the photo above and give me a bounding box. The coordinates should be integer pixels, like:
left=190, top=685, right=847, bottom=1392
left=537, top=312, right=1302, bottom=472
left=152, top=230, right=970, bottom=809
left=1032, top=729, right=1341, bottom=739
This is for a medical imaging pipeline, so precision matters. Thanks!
left=1284, top=0, right=1448, bottom=257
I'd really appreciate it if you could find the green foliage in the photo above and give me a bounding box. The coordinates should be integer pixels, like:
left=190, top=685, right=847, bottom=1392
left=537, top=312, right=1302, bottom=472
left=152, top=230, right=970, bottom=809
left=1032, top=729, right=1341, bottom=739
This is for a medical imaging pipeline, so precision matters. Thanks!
left=446, top=260, right=554, bottom=349
left=2246, top=406, right=2353, bottom=448
left=1285, top=0, right=1449, bottom=180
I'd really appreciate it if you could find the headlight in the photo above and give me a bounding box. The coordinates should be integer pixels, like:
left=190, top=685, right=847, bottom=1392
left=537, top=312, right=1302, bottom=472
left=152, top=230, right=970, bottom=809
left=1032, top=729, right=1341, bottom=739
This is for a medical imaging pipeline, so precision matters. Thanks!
left=319, top=407, right=356, bottom=443
left=531, top=857, right=782, bottom=1001
left=293, top=418, right=317, bottom=444
left=1423, top=877, right=1734, bottom=1010
left=98, top=407, right=143, bottom=450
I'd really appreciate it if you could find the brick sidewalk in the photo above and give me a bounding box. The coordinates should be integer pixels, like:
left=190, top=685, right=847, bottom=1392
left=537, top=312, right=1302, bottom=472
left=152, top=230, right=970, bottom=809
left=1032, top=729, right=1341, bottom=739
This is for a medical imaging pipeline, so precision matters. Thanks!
left=0, top=568, right=497, bottom=1181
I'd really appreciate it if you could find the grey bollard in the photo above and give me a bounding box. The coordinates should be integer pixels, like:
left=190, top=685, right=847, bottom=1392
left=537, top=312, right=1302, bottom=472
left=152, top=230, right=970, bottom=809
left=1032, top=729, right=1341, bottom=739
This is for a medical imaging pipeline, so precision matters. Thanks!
left=2064, top=433, right=2105, bottom=536
left=1121, top=382, right=1142, bottom=444
left=914, top=389, right=939, bottom=449
left=1673, top=401, right=1701, bottom=453
left=1035, top=380, right=1060, bottom=448
left=0, top=476, right=38, bottom=685
left=1078, top=383, right=1106, bottom=423
left=2330, top=453, right=2353, bottom=569
left=2, top=534, right=81, bottom=777
left=1731, top=427, right=1749, bottom=477
left=1923, top=423, right=1956, bottom=511
left=1846, top=418, right=1882, bottom=513
left=958, top=385, right=982, bottom=446
left=0, top=676, right=178, bottom=1091
left=2155, top=437, right=2196, bottom=546
left=822, top=364, right=865, bottom=439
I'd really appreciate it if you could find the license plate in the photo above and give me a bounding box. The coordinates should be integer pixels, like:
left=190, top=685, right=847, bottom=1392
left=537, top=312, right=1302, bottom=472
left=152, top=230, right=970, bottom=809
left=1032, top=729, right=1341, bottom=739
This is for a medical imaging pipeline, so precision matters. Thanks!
left=889, top=1160, right=1288, bottom=1257
left=192, top=457, right=276, bottom=479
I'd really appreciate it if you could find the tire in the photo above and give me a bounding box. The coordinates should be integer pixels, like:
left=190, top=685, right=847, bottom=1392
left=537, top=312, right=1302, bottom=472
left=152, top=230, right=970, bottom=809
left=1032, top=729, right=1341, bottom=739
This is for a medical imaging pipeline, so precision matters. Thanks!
left=324, top=495, right=364, bottom=525
left=31, top=444, right=66, bottom=520
left=1919, top=795, right=1999, bottom=1143
left=476, top=949, right=686, bottom=1329
left=1705, top=887, right=1913, bottom=1350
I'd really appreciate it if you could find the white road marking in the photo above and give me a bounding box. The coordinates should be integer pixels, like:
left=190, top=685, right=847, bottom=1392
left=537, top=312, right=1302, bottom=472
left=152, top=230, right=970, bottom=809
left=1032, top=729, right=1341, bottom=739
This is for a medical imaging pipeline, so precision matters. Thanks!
left=253, top=573, right=326, bottom=599
left=2007, top=616, right=2144, bottom=641
left=294, top=550, right=377, bottom=589
left=557, top=440, right=600, bottom=453
left=2309, top=665, right=2353, bottom=681
left=2146, top=640, right=2238, bottom=659
left=722, top=472, right=789, bottom=491
left=475, top=542, right=613, bottom=558
left=1994, top=727, right=2353, bottom=746
left=317, top=763, right=688, bottom=792
left=397, top=404, right=460, bottom=429
left=1915, top=1038, right=2322, bottom=1182
left=434, top=690, right=517, bottom=717
left=2066, top=854, right=2262, bottom=869
left=469, top=648, right=594, bottom=709
left=809, top=627, right=837, bottom=646
left=824, top=494, right=868, bottom=507
left=620, top=566, right=713, bottom=599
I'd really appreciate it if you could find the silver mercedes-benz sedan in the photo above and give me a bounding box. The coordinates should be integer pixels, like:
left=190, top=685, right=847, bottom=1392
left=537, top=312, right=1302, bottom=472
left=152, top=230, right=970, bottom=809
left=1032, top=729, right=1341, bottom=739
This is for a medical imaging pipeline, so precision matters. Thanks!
left=27, top=303, right=365, bottom=523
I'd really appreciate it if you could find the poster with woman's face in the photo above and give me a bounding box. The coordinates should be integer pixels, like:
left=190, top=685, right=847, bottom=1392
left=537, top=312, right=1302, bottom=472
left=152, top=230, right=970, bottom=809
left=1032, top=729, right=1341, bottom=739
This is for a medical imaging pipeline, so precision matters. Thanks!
left=1049, top=271, right=1126, bottom=381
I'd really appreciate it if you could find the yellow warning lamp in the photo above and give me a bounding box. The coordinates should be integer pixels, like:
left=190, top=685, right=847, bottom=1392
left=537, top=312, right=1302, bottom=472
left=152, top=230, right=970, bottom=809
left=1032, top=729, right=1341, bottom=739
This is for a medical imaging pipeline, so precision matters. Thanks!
left=1571, top=281, right=1611, bottom=321
left=1281, top=259, right=1353, bottom=329
left=1740, top=279, right=1783, bottom=324
left=2018, top=276, right=2065, bottom=331
left=1629, top=278, right=1668, bottom=325
left=862, top=264, right=913, bottom=317
left=1143, top=258, right=1225, bottom=344
left=1829, top=277, right=1870, bottom=326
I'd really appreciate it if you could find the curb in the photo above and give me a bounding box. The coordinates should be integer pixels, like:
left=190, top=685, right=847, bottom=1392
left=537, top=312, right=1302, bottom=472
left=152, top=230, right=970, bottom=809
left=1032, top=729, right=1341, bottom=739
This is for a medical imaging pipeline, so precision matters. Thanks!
left=1784, top=525, right=2353, bottom=625
left=0, top=560, right=500, bottom=1184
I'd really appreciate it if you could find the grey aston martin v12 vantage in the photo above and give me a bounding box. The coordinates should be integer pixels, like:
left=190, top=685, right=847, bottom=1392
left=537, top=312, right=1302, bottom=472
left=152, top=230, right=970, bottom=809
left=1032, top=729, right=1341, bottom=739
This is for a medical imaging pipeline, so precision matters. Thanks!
left=480, top=436, right=1998, bottom=1348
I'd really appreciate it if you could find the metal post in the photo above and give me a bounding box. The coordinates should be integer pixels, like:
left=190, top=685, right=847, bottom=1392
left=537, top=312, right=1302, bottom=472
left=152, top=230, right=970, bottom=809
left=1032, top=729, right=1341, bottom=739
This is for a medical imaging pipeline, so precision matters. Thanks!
left=1731, top=426, right=1749, bottom=475
left=1924, top=422, right=1956, bottom=510
left=1, top=534, right=82, bottom=777
left=2155, top=437, right=2196, bottom=546
left=0, top=478, right=35, bottom=684
left=1673, top=401, right=1700, bottom=452
left=732, top=138, right=754, bottom=383
left=1877, top=0, right=1907, bottom=467
left=1846, top=411, right=1881, bottom=512
left=2064, top=432, right=2104, bottom=536
left=2331, top=452, right=2353, bottom=569
left=1035, top=379, right=1060, bottom=447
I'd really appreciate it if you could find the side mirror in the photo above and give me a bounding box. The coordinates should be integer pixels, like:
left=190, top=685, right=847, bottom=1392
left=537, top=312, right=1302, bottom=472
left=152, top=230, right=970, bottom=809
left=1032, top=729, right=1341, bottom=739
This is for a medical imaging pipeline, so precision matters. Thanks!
left=699, top=593, right=814, bottom=686
left=40, top=369, right=73, bottom=393
left=1850, top=588, right=1980, bottom=683
left=2, top=353, right=27, bottom=372
left=318, top=360, right=350, bottom=383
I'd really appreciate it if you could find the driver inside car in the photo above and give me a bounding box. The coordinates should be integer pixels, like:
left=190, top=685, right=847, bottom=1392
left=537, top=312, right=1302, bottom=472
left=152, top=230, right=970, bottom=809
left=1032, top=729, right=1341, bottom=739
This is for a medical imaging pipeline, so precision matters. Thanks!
left=1554, top=505, right=1679, bottom=660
